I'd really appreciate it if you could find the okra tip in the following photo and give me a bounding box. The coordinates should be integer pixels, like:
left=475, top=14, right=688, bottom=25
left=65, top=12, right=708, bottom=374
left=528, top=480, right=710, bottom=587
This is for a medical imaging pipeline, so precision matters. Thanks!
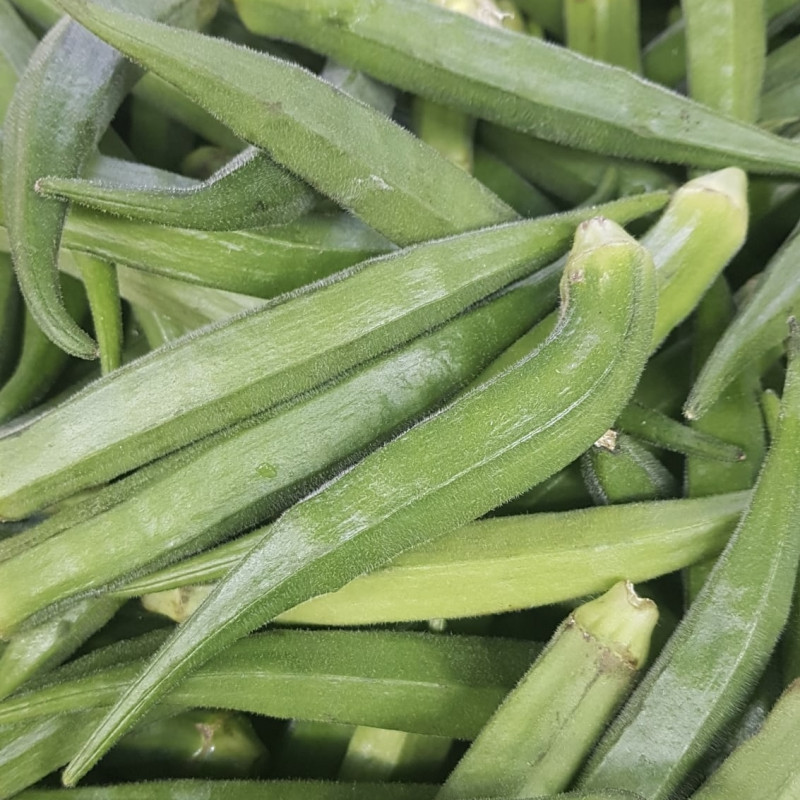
left=574, top=217, right=633, bottom=251
left=686, top=167, right=748, bottom=212
left=572, top=581, right=658, bottom=668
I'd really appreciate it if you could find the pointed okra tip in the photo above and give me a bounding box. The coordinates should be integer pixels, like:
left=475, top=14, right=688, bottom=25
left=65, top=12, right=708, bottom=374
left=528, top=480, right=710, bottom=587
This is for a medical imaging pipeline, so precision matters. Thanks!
left=573, top=216, right=633, bottom=252
left=573, top=581, right=658, bottom=669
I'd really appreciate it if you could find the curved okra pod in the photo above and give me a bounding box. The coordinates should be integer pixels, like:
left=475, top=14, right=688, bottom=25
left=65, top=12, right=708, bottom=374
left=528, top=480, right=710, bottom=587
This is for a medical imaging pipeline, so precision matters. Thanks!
left=2, top=0, right=218, bottom=359
left=232, top=0, right=800, bottom=174
left=61, top=217, right=658, bottom=783
left=0, top=276, right=556, bottom=633
left=0, top=274, right=88, bottom=425
left=436, top=582, right=657, bottom=799
left=690, top=680, right=800, bottom=799
left=581, top=431, right=677, bottom=505
left=71, top=253, right=122, bottom=375
left=683, top=0, right=766, bottom=123
left=121, top=491, right=747, bottom=625
left=578, top=322, right=800, bottom=800
left=36, top=147, right=318, bottom=232
left=53, top=0, right=518, bottom=246
left=686, top=225, right=800, bottom=419
left=0, top=192, right=665, bottom=521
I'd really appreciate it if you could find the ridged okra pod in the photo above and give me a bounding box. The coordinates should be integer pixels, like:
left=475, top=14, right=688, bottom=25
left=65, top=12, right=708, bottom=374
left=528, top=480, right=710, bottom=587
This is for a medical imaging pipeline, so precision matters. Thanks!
left=233, top=0, right=800, bottom=174
left=62, top=217, right=658, bottom=783
left=2, top=0, right=218, bottom=358
left=690, top=680, right=800, bottom=799
left=578, top=322, right=800, bottom=800
left=53, top=0, right=519, bottom=247
left=0, top=276, right=555, bottom=633
left=124, top=491, right=746, bottom=626
left=0, top=193, right=665, bottom=521
left=437, top=582, right=657, bottom=798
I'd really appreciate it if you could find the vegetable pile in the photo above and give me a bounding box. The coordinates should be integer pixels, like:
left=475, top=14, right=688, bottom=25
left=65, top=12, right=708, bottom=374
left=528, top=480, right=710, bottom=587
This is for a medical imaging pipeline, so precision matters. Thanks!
left=1, top=0, right=800, bottom=798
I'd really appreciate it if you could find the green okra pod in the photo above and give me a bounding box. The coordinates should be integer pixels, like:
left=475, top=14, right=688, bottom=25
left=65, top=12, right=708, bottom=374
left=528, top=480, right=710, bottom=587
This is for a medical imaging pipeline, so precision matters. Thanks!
left=2, top=0, right=218, bottom=359
left=683, top=0, right=766, bottom=123
left=0, top=276, right=554, bottom=633
left=581, top=430, right=677, bottom=505
left=54, top=0, right=518, bottom=247
left=36, top=147, right=318, bottom=232
left=0, top=630, right=540, bottom=739
left=686, top=224, right=800, bottom=419
left=233, top=0, right=800, bottom=174
left=122, top=491, right=746, bottom=626
left=690, top=680, right=800, bottom=799
left=0, top=274, right=88, bottom=425
left=436, top=582, right=657, bottom=798
left=578, top=321, right=800, bottom=800
left=0, top=252, right=21, bottom=387
left=0, top=596, right=122, bottom=701
left=0, top=0, right=36, bottom=125
left=0, top=192, right=665, bottom=521
left=564, top=0, right=641, bottom=72
left=61, top=217, right=658, bottom=783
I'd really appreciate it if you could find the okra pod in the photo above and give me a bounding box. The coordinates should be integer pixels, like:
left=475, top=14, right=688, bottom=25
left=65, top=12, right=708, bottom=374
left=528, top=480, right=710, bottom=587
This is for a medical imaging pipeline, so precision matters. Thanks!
left=436, top=582, right=657, bottom=798
left=579, top=322, right=800, bottom=799
left=690, top=680, right=800, bottom=799
left=2, top=0, right=218, bottom=358
left=0, top=193, right=665, bottom=520
left=0, top=0, right=36, bottom=125
left=36, top=146, right=318, bottom=232
left=0, top=276, right=554, bottom=632
left=686, top=224, right=800, bottom=419
left=564, top=0, right=641, bottom=72
left=54, top=0, right=519, bottom=247
left=122, top=492, right=746, bottom=626
left=0, top=630, right=540, bottom=739
left=0, top=252, right=21, bottom=387
left=233, top=0, right=800, bottom=174
left=62, top=217, right=658, bottom=783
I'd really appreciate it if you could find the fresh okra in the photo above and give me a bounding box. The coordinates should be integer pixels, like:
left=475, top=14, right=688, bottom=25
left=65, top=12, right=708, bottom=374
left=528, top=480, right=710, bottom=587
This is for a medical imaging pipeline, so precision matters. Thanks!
left=61, top=218, right=659, bottom=783
left=564, top=0, right=641, bottom=73
left=54, top=0, right=519, bottom=248
left=0, top=629, right=541, bottom=739
left=0, top=0, right=36, bottom=125
left=690, top=680, right=800, bottom=799
left=0, top=277, right=554, bottom=633
left=437, top=582, right=657, bottom=798
left=2, top=0, right=218, bottom=359
left=0, top=193, right=664, bottom=521
left=578, top=322, right=800, bottom=800
left=234, top=0, right=800, bottom=174
left=123, top=491, right=747, bottom=626
left=35, top=147, right=318, bottom=232
left=0, top=252, right=21, bottom=387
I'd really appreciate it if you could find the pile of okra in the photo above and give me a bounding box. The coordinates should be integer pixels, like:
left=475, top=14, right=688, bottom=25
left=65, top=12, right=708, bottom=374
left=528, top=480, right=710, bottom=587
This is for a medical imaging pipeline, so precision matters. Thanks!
left=2, top=0, right=800, bottom=798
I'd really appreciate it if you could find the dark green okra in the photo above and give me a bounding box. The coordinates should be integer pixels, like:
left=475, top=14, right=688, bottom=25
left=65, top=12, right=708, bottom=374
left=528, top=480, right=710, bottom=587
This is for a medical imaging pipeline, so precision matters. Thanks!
left=0, top=274, right=88, bottom=424
left=579, top=323, right=800, bottom=800
left=0, top=193, right=665, bottom=521
left=2, top=0, right=218, bottom=359
left=234, top=0, right=800, bottom=174
left=124, top=491, right=747, bottom=626
left=0, top=276, right=555, bottom=633
left=36, top=146, right=318, bottom=232
left=61, top=217, right=658, bottom=783
left=54, top=0, right=519, bottom=248
left=437, top=582, right=657, bottom=798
